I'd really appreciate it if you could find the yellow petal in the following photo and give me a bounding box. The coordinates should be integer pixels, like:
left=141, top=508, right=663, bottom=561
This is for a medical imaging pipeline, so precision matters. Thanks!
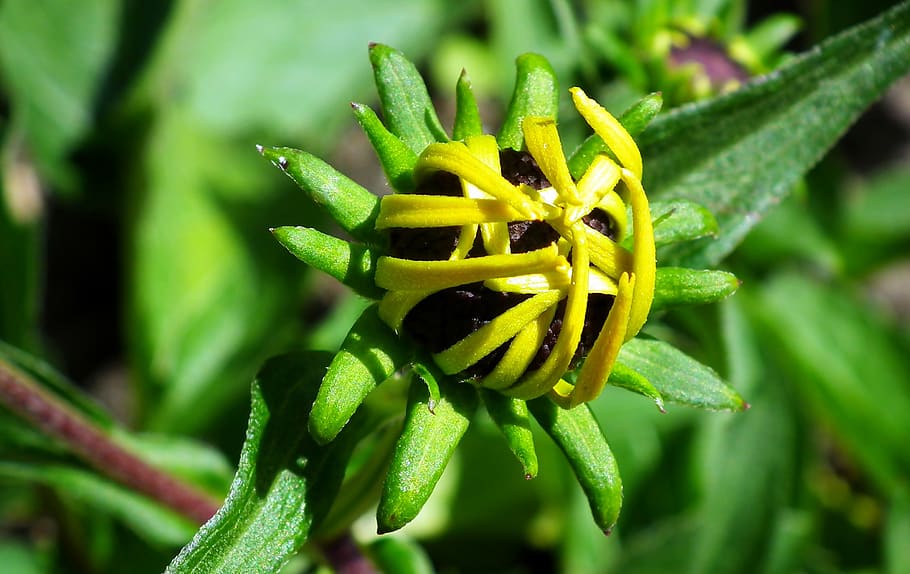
left=522, top=117, right=581, bottom=206
left=464, top=136, right=511, bottom=254
left=484, top=265, right=618, bottom=295
left=434, top=290, right=562, bottom=375
left=569, top=154, right=621, bottom=223
left=620, top=169, right=655, bottom=339
left=505, top=227, right=590, bottom=399
left=451, top=224, right=479, bottom=260
left=570, top=87, right=643, bottom=180
left=418, top=142, right=545, bottom=220
left=376, top=195, right=524, bottom=228
left=596, top=189, right=628, bottom=242
left=585, top=227, right=634, bottom=278
left=552, top=272, right=635, bottom=408
left=374, top=244, right=560, bottom=292
left=378, top=289, right=436, bottom=331
left=481, top=305, right=558, bottom=390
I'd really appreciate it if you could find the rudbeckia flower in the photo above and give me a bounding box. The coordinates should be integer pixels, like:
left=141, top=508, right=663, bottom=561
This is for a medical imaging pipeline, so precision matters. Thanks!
left=261, top=44, right=745, bottom=535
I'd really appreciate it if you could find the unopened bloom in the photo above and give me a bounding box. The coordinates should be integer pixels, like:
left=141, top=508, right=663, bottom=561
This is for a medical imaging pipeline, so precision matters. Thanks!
left=373, top=88, right=655, bottom=408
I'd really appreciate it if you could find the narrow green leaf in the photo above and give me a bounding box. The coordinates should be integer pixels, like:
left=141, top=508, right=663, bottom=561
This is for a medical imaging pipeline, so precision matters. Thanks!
left=479, top=389, right=539, bottom=478
left=605, top=362, right=665, bottom=411
left=844, top=165, right=910, bottom=243
left=616, top=338, right=747, bottom=411
left=260, top=146, right=384, bottom=246
left=309, top=305, right=411, bottom=445
left=369, top=43, right=448, bottom=154
left=377, top=377, right=477, bottom=533
left=0, top=462, right=196, bottom=547
left=652, top=267, right=740, bottom=309
left=271, top=226, right=383, bottom=299
left=453, top=69, right=483, bottom=140
left=642, top=1, right=910, bottom=267
left=568, top=92, right=663, bottom=179
left=367, top=537, right=435, bottom=574
left=351, top=102, right=418, bottom=193
left=528, top=398, right=622, bottom=534
left=498, top=53, right=559, bottom=151
left=886, top=488, right=910, bottom=574
left=167, top=352, right=373, bottom=573
left=743, top=14, right=802, bottom=61
left=650, top=199, right=718, bottom=247
left=411, top=359, right=443, bottom=412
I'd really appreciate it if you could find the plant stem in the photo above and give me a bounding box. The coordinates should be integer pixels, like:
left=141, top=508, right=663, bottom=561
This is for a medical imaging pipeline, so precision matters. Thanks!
left=320, top=532, right=378, bottom=574
left=0, top=361, right=221, bottom=525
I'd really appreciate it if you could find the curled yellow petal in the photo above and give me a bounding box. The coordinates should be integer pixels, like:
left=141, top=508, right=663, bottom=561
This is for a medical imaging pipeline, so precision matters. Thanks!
left=464, top=136, right=511, bottom=254
left=481, top=305, right=558, bottom=390
left=378, top=289, right=436, bottom=331
left=552, top=272, right=635, bottom=408
left=570, top=154, right=621, bottom=223
left=522, top=117, right=581, bottom=206
left=570, top=87, right=643, bottom=180
left=585, top=227, right=633, bottom=279
left=621, top=169, right=655, bottom=339
left=434, top=290, right=562, bottom=375
left=484, top=266, right=618, bottom=295
left=376, top=195, right=524, bottom=228
left=375, top=244, right=560, bottom=292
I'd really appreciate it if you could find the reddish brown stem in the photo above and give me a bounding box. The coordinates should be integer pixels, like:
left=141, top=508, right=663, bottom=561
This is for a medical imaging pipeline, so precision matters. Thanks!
left=0, top=361, right=221, bottom=525
left=320, top=532, right=378, bottom=574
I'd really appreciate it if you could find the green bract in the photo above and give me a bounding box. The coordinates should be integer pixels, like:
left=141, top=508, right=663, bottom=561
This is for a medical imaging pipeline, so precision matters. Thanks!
left=266, top=44, right=744, bottom=535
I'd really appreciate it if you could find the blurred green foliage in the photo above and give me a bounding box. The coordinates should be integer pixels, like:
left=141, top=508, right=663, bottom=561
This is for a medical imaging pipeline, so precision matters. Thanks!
left=1, top=0, right=909, bottom=573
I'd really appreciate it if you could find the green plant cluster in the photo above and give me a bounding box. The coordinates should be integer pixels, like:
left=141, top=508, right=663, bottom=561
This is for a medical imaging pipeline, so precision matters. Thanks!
left=0, top=1, right=909, bottom=573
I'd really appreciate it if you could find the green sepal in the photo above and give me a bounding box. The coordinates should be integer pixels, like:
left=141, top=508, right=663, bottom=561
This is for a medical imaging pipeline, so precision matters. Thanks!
left=653, top=267, right=740, bottom=309
left=528, top=398, right=622, bottom=534
left=616, top=338, right=748, bottom=412
left=308, top=305, right=412, bottom=445
left=351, top=102, right=418, bottom=193
left=606, top=362, right=665, bottom=411
left=568, top=92, right=662, bottom=179
left=479, top=389, right=539, bottom=479
left=649, top=200, right=719, bottom=248
left=453, top=69, right=483, bottom=140
left=259, top=146, right=385, bottom=246
left=498, top=53, right=559, bottom=151
left=377, top=377, right=478, bottom=534
left=369, top=43, right=449, bottom=155
left=271, top=226, right=383, bottom=300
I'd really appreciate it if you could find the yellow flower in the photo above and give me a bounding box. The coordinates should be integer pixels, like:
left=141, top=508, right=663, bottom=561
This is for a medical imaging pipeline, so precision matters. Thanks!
left=373, top=87, right=656, bottom=408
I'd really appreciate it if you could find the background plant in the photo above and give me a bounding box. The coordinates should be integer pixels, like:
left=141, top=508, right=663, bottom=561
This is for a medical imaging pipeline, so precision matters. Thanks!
left=1, top=1, right=909, bottom=573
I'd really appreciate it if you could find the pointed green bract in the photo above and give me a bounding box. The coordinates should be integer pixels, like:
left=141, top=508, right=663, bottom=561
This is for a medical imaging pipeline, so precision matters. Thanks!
left=453, top=70, right=483, bottom=140
left=309, top=305, right=411, bottom=445
left=650, top=199, right=719, bottom=247
left=260, top=146, right=384, bottom=246
left=369, top=43, right=449, bottom=154
left=498, top=53, right=559, bottom=151
left=605, top=362, right=665, bottom=411
left=377, top=377, right=478, bottom=533
left=271, top=226, right=382, bottom=299
left=480, top=389, right=539, bottom=478
left=568, top=92, right=662, bottom=179
left=652, top=267, right=740, bottom=309
left=528, top=398, right=622, bottom=534
left=352, top=102, right=418, bottom=192
left=617, top=338, right=747, bottom=411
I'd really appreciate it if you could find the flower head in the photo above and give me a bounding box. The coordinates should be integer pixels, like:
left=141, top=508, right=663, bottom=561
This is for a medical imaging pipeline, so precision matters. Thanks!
left=373, top=87, right=655, bottom=408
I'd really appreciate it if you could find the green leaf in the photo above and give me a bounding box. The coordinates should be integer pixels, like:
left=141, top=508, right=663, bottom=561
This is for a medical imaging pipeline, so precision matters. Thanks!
left=261, top=147, right=385, bottom=246
left=0, top=0, right=119, bottom=186
left=453, top=70, right=484, bottom=141
left=844, top=165, right=910, bottom=243
left=0, top=462, right=196, bottom=547
left=377, top=377, right=477, bottom=533
left=167, top=352, right=373, bottom=573
left=649, top=200, right=719, bottom=248
left=352, top=103, right=419, bottom=193
left=498, top=53, right=559, bottom=151
left=640, top=1, right=910, bottom=267
left=753, top=273, right=910, bottom=492
left=616, top=338, right=747, bottom=412
left=370, top=43, right=449, bottom=154
left=271, top=226, right=383, bottom=299
left=479, top=389, right=539, bottom=478
left=605, top=362, right=664, bottom=410
left=367, top=536, right=435, bottom=574
left=886, top=488, right=910, bottom=574
left=309, top=305, right=411, bottom=444
left=652, top=267, right=740, bottom=309
left=528, top=398, right=622, bottom=534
